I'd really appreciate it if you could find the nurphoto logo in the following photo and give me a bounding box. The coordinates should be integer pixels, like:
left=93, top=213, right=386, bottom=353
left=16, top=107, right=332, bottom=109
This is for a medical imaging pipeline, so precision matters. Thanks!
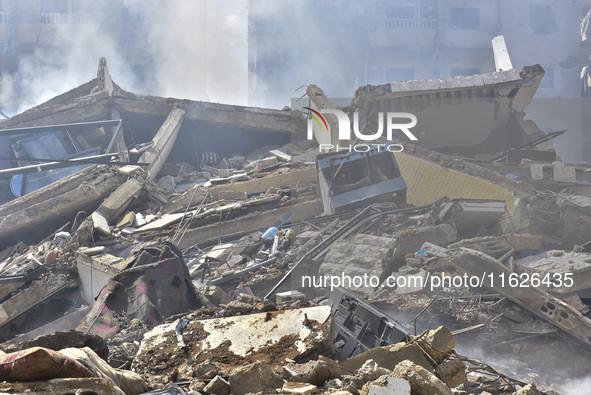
left=303, top=107, right=418, bottom=152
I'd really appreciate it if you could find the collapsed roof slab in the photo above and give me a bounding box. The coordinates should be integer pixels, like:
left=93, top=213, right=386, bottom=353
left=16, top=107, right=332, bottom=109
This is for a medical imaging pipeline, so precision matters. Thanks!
left=348, top=65, right=546, bottom=157
left=0, top=90, right=111, bottom=130
left=112, top=90, right=305, bottom=136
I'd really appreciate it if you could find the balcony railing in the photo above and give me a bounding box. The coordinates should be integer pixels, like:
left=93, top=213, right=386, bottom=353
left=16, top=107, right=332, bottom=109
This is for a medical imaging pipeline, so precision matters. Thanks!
left=0, top=12, right=9, bottom=23
left=379, top=18, right=438, bottom=30
left=40, top=13, right=91, bottom=24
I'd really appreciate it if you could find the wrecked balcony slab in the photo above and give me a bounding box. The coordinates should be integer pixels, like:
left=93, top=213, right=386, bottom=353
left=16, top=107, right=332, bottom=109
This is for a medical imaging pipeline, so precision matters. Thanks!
left=0, top=89, right=112, bottom=130
left=132, top=306, right=333, bottom=378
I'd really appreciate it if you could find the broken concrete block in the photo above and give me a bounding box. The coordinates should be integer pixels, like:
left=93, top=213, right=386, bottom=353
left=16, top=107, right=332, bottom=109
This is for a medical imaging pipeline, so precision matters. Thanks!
left=395, top=269, right=427, bottom=295
left=92, top=212, right=111, bottom=236
left=395, top=223, right=457, bottom=259
left=420, top=326, right=455, bottom=363
left=81, top=246, right=106, bottom=256
left=201, top=285, right=232, bottom=306
left=97, top=178, right=143, bottom=222
left=140, top=108, right=186, bottom=181
left=356, top=359, right=392, bottom=382
left=553, top=161, right=576, bottom=182
left=283, top=360, right=330, bottom=386
left=224, top=300, right=254, bottom=315
left=341, top=342, right=431, bottom=373
left=392, top=360, right=452, bottom=395
left=436, top=359, right=466, bottom=388
left=514, top=383, right=544, bottom=395
left=229, top=361, right=283, bottom=395
left=156, top=175, right=176, bottom=191
left=276, top=290, right=308, bottom=304
left=320, top=233, right=397, bottom=297
left=318, top=355, right=342, bottom=379
left=270, top=149, right=292, bottom=162
left=360, top=375, right=411, bottom=395
left=282, top=382, right=317, bottom=394
left=194, top=361, right=223, bottom=380
left=204, top=375, right=230, bottom=395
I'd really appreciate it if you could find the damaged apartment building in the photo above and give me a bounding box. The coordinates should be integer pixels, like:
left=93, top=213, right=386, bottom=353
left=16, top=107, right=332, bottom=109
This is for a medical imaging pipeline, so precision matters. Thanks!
left=0, top=37, right=589, bottom=394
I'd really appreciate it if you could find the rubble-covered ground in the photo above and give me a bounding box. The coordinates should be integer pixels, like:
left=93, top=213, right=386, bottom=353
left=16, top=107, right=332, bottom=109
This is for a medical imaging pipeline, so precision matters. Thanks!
left=1, top=59, right=591, bottom=395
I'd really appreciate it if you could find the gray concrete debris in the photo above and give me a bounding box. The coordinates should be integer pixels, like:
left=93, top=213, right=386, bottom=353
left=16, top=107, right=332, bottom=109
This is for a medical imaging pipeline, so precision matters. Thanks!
left=0, top=52, right=590, bottom=395
left=436, top=360, right=466, bottom=388
left=283, top=360, right=330, bottom=386
left=281, top=382, right=318, bottom=394
left=360, top=376, right=411, bottom=395
left=420, top=326, right=456, bottom=363
left=132, top=306, right=333, bottom=379
left=392, top=360, right=453, bottom=395
left=341, top=342, right=432, bottom=373
left=228, top=361, right=283, bottom=395
left=355, top=359, right=392, bottom=382
left=203, top=375, right=230, bottom=395
left=320, top=233, right=397, bottom=297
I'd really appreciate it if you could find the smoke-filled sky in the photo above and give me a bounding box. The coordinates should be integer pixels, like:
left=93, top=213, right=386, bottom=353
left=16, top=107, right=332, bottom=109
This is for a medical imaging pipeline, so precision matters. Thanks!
left=11, top=0, right=248, bottom=112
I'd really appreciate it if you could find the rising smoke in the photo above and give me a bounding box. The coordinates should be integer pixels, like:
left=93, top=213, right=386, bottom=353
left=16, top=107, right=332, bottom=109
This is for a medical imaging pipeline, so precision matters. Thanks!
left=9, top=0, right=248, bottom=113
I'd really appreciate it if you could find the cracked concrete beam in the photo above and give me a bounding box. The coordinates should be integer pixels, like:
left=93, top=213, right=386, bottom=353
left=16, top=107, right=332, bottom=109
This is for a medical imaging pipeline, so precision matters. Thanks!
left=492, top=35, right=513, bottom=72
left=140, top=108, right=186, bottom=181
left=0, top=166, right=128, bottom=247
left=306, top=84, right=340, bottom=147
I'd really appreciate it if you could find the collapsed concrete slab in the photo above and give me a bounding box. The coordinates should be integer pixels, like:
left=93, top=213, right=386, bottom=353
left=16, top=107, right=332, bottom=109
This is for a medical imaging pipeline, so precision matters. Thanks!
left=132, top=306, right=333, bottom=378
left=320, top=234, right=397, bottom=297
left=0, top=166, right=128, bottom=247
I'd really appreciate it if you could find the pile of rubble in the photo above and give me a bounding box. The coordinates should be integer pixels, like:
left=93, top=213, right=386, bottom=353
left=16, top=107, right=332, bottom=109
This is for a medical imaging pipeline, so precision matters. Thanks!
left=0, top=54, right=590, bottom=395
